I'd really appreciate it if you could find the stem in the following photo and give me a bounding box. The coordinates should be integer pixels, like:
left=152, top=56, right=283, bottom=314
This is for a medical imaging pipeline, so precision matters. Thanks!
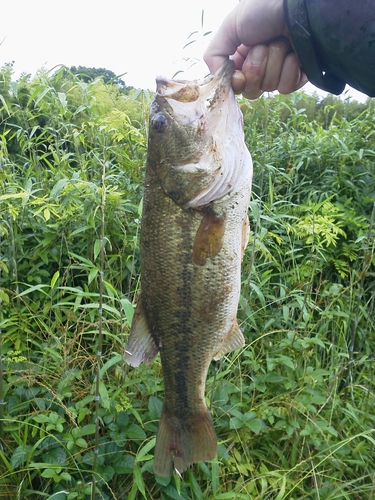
left=8, top=214, right=19, bottom=307
left=92, top=157, right=107, bottom=499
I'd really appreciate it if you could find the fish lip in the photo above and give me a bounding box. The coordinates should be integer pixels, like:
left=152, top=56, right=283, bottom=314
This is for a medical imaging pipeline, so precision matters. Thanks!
left=155, top=60, right=235, bottom=102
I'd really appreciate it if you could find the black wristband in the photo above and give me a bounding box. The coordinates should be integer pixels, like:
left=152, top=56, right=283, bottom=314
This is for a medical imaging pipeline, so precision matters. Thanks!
left=284, top=0, right=345, bottom=94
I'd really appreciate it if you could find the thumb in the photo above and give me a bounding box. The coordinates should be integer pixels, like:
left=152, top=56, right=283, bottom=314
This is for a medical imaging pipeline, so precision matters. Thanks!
left=203, top=10, right=240, bottom=73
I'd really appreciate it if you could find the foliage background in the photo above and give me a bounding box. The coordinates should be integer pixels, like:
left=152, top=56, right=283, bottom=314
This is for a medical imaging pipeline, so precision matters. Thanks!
left=0, top=63, right=374, bottom=499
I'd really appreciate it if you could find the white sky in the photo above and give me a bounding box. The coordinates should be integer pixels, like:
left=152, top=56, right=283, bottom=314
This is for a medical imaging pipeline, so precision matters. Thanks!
left=0, top=0, right=368, bottom=102
left=0, top=0, right=237, bottom=89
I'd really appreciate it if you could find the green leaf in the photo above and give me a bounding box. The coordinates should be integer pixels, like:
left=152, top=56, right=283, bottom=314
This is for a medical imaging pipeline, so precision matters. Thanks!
left=44, top=447, right=67, bottom=465
left=34, top=86, right=52, bottom=106
left=16, top=284, right=49, bottom=297
left=136, top=438, right=156, bottom=462
left=211, top=460, right=220, bottom=493
left=229, top=417, right=243, bottom=430
left=99, top=352, right=123, bottom=377
left=51, top=271, right=60, bottom=289
left=75, top=438, right=87, bottom=448
left=246, top=418, right=263, bottom=434
left=148, top=396, right=162, bottom=420
left=94, top=239, right=102, bottom=262
left=58, top=92, right=67, bottom=109
left=0, top=93, right=10, bottom=115
left=43, top=208, right=51, bottom=221
left=133, top=463, right=147, bottom=498
left=187, top=469, right=204, bottom=499
left=121, top=298, right=134, bottom=325
left=88, top=267, right=99, bottom=285
left=99, top=380, right=111, bottom=410
left=42, top=467, right=61, bottom=478
left=116, top=411, right=129, bottom=428
left=249, top=282, right=266, bottom=307
left=0, top=289, right=10, bottom=304
left=33, top=414, right=51, bottom=423
left=68, top=251, right=94, bottom=267
left=103, top=280, right=118, bottom=298
left=50, top=178, right=69, bottom=198
left=113, top=454, right=135, bottom=474
left=0, top=192, right=28, bottom=201
left=11, top=445, right=33, bottom=468
left=60, top=472, right=72, bottom=481
left=277, top=355, right=295, bottom=370
left=126, top=423, right=146, bottom=440
left=275, top=476, right=287, bottom=500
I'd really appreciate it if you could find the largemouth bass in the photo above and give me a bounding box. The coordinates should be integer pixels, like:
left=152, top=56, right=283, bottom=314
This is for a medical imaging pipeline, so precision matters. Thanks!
left=125, top=60, right=252, bottom=477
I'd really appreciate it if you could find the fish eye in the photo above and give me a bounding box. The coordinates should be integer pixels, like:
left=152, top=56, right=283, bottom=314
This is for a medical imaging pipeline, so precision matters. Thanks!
left=151, top=112, right=168, bottom=133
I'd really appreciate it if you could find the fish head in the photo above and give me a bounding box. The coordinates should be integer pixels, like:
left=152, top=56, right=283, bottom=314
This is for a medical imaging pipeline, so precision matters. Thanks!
left=147, top=60, right=251, bottom=208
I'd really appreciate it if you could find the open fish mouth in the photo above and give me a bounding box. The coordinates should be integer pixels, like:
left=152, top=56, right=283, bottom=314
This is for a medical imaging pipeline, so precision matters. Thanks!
left=155, top=60, right=235, bottom=103
left=148, top=60, right=248, bottom=209
left=153, top=60, right=236, bottom=128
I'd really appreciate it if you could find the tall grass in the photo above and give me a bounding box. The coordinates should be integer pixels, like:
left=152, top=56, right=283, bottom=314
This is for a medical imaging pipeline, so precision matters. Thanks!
left=0, top=65, right=374, bottom=499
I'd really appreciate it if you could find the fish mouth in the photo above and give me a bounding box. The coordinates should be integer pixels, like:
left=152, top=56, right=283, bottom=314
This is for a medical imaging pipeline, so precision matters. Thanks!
left=155, top=60, right=235, bottom=104
left=148, top=58, right=249, bottom=209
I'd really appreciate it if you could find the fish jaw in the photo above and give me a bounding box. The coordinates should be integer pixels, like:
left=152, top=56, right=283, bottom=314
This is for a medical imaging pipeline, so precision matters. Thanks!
left=154, top=59, right=235, bottom=124
left=148, top=60, right=252, bottom=209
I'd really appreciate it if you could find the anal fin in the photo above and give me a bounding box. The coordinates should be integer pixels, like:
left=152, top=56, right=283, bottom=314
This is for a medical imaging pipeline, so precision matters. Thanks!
left=125, top=296, right=158, bottom=367
left=213, top=319, right=245, bottom=360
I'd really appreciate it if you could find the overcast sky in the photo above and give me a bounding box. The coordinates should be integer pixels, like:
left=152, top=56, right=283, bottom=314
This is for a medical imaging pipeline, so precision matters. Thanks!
left=0, top=0, right=237, bottom=89
left=0, top=0, right=367, bottom=102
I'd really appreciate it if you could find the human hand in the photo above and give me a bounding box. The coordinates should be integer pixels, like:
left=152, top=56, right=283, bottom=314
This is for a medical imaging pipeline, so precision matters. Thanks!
left=204, top=0, right=308, bottom=99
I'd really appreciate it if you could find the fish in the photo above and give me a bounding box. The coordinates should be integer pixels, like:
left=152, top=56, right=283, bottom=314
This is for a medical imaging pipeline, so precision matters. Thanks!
left=125, top=59, right=253, bottom=477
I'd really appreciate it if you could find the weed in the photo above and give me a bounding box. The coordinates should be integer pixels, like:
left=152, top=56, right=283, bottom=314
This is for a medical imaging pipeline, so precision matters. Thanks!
left=0, top=65, right=374, bottom=498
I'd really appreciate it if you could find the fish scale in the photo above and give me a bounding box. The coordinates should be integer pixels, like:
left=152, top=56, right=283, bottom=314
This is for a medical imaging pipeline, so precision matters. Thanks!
left=125, top=60, right=252, bottom=476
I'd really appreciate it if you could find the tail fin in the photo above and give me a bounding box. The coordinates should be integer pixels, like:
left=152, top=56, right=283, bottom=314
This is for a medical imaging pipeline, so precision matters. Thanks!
left=153, top=406, right=218, bottom=477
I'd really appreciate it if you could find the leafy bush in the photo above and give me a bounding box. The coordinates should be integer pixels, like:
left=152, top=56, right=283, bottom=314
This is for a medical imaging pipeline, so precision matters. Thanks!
left=0, top=65, right=374, bottom=499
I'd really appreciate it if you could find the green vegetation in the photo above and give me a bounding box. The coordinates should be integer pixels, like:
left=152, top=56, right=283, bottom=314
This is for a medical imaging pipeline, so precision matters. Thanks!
left=0, top=63, right=374, bottom=499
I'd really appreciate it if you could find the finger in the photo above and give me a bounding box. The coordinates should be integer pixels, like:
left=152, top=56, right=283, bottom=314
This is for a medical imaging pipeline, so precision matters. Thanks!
left=240, top=45, right=269, bottom=100
left=232, top=70, right=246, bottom=94
left=204, top=0, right=288, bottom=73
left=203, top=10, right=240, bottom=73
left=260, top=38, right=293, bottom=91
left=240, top=39, right=307, bottom=98
left=242, top=87, right=264, bottom=100
left=278, top=52, right=308, bottom=93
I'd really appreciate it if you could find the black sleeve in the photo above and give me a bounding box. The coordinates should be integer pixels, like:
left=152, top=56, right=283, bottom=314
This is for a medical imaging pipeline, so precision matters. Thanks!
left=284, top=0, right=375, bottom=96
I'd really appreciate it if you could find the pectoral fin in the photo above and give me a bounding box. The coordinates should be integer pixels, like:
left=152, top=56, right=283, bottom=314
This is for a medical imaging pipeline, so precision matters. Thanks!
left=213, top=320, right=245, bottom=360
left=125, top=296, right=158, bottom=367
left=192, top=208, right=225, bottom=266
